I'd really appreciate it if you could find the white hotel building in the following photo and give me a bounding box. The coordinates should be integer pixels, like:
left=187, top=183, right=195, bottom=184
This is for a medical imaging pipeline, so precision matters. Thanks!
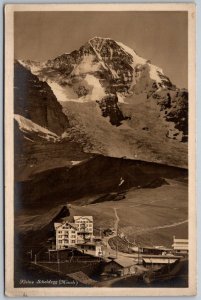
left=73, top=216, right=93, bottom=243
left=54, top=216, right=94, bottom=250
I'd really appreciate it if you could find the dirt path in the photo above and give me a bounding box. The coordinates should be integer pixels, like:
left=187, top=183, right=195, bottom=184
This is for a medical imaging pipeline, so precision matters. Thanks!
left=113, top=207, right=120, bottom=235
left=135, top=219, right=188, bottom=234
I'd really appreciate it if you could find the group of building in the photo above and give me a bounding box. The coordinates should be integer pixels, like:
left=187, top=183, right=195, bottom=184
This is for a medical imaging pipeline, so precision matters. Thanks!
left=53, top=215, right=188, bottom=277
left=54, top=216, right=103, bottom=257
left=101, top=237, right=189, bottom=278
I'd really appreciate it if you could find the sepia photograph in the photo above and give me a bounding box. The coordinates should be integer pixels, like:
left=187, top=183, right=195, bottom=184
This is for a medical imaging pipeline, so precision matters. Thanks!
left=4, top=3, right=196, bottom=297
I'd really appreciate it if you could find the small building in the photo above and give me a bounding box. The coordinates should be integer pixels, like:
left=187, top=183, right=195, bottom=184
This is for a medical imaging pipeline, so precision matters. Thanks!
left=67, top=271, right=96, bottom=286
left=142, top=255, right=180, bottom=270
left=141, top=246, right=172, bottom=256
left=172, top=237, right=188, bottom=255
left=76, top=242, right=103, bottom=257
left=54, top=221, right=78, bottom=250
left=102, top=258, right=136, bottom=277
left=73, top=216, right=94, bottom=243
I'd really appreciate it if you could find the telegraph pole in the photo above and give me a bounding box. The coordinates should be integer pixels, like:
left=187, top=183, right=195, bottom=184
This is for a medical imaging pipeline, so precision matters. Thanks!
left=138, top=245, right=140, bottom=265
left=28, top=249, right=32, bottom=261
left=57, top=258, right=60, bottom=272
left=57, top=250, right=60, bottom=272
left=116, top=240, right=118, bottom=259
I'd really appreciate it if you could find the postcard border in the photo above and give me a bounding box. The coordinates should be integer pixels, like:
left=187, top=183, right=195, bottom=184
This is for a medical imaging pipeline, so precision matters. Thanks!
left=4, top=3, right=196, bottom=297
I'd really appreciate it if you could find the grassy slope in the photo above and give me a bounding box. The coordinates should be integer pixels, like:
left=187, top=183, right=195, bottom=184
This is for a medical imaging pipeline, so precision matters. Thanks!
left=67, top=179, right=188, bottom=248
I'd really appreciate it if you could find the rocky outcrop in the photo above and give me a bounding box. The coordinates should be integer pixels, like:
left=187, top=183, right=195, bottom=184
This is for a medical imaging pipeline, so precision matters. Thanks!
left=14, top=61, right=69, bottom=135
left=152, top=88, right=188, bottom=141
left=97, top=94, right=130, bottom=126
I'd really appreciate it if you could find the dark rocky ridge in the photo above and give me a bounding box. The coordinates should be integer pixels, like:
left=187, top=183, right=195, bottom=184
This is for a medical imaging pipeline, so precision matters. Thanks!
left=15, top=155, right=188, bottom=211
left=14, top=61, right=69, bottom=135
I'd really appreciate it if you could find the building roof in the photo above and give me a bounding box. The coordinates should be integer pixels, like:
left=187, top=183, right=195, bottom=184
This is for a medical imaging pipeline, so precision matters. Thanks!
left=172, top=238, right=188, bottom=250
left=67, top=271, right=96, bottom=286
left=172, top=245, right=188, bottom=250
left=173, top=238, right=188, bottom=243
left=73, top=216, right=93, bottom=222
left=109, top=258, right=134, bottom=268
left=76, top=241, right=101, bottom=247
left=142, top=246, right=172, bottom=251
left=54, top=221, right=78, bottom=230
left=54, top=222, right=61, bottom=229
left=69, top=223, right=78, bottom=229
left=143, top=258, right=178, bottom=264
left=142, top=254, right=182, bottom=259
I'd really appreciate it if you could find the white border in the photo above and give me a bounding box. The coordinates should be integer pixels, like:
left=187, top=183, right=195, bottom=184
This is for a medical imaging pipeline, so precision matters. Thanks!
left=4, top=3, right=196, bottom=297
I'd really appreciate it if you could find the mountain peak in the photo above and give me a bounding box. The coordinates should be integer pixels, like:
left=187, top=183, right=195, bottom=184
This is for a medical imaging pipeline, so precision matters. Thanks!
left=89, top=36, right=111, bottom=42
left=15, top=38, right=188, bottom=169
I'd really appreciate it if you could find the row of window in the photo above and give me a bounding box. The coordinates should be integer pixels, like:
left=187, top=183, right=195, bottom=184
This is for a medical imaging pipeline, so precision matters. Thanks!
left=57, top=229, right=92, bottom=235
left=58, top=235, right=76, bottom=239
left=75, top=220, right=93, bottom=223
left=57, top=230, right=76, bottom=234
left=58, top=240, right=76, bottom=244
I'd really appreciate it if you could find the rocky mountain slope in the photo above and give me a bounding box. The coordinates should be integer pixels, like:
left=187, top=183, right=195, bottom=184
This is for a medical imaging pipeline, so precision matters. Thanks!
left=14, top=61, right=70, bottom=135
left=15, top=155, right=187, bottom=211
left=16, top=37, right=188, bottom=170
left=14, top=62, right=91, bottom=180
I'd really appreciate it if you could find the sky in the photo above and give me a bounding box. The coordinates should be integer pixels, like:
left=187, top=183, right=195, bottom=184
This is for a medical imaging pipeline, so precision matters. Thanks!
left=14, top=11, right=188, bottom=88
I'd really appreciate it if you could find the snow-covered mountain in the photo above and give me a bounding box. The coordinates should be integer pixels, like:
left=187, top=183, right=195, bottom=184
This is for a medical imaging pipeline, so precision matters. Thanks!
left=16, top=37, right=188, bottom=173
left=14, top=61, right=70, bottom=136
left=14, top=114, right=59, bottom=142
left=14, top=61, right=91, bottom=179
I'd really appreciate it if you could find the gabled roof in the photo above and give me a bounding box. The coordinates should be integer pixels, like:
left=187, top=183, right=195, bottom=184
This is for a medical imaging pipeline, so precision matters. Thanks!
left=54, top=222, right=62, bottom=229
left=109, top=258, right=134, bottom=268
left=67, top=271, right=96, bottom=285
left=73, top=216, right=93, bottom=222
left=54, top=221, right=78, bottom=230
left=143, top=258, right=178, bottom=264
left=68, top=223, right=78, bottom=230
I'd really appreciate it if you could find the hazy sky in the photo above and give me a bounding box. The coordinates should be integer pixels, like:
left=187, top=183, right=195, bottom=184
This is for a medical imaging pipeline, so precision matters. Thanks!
left=14, top=11, right=188, bottom=88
